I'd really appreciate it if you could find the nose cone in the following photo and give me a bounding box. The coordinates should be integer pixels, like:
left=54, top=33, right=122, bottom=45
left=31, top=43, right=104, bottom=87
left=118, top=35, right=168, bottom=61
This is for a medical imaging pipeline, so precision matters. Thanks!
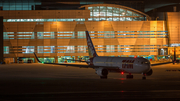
left=146, top=69, right=153, bottom=76
left=143, top=63, right=151, bottom=73
left=147, top=64, right=151, bottom=71
left=143, top=64, right=153, bottom=76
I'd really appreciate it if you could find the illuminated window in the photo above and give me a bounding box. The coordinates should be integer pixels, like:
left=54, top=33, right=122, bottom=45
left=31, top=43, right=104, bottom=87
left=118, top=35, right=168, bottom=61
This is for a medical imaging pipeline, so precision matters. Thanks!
left=57, top=46, right=75, bottom=53
left=88, top=18, right=93, bottom=21
left=78, top=46, right=86, bottom=53
left=106, top=45, right=115, bottom=52
left=89, top=31, right=95, bottom=38
left=37, top=46, right=55, bottom=53
left=37, top=32, right=43, bottom=39
left=0, top=2, right=41, bottom=11
left=66, top=46, right=75, bottom=53
left=3, top=32, right=9, bottom=39
left=4, top=19, right=85, bottom=22
left=22, top=46, right=34, bottom=53
left=87, top=5, right=145, bottom=21
left=38, top=46, right=44, bottom=53
left=78, top=31, right=85, bottom=38
left=57, top=31, right=75, bottom=39
left=44, top=46, right=55, bottom=53
left=17, top=32, right=34, bottom=39
left=4, top=46, right=9, bottom=54
left=97, top=31, right=104, bottom=38
left=43, top=32, right=55, bottom=39
left=104, top=31, right=115, bottom=38
left=94, top=18, right=100, bottom=21
left=97, top=45, right=103, bottom=52
left=113, top=17, right=119, bottom=21
left=126, top=17, right=132, bottom=21
left=118, top=45, right=121, bottom=52
left=107, top=17, right=112, bottom=21
left=6, top=32, right=14, bottom=39
left=100, top=18, right=106, bottom=21
left=120, top=17, right=125, bottom=21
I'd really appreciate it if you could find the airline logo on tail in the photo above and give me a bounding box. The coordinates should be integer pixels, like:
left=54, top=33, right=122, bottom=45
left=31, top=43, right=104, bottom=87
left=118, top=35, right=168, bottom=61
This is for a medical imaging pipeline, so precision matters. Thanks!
left=86, top=31, right=98, bottom=58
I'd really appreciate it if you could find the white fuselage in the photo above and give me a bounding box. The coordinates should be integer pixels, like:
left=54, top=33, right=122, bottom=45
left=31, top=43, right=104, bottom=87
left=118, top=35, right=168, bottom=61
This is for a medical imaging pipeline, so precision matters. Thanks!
left=92, top=56, right=151, bottom=74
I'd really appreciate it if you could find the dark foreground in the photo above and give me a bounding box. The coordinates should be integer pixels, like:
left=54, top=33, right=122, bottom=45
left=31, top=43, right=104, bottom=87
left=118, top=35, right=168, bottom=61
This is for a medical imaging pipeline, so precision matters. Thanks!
left=0, top=63, right=180, bottom=101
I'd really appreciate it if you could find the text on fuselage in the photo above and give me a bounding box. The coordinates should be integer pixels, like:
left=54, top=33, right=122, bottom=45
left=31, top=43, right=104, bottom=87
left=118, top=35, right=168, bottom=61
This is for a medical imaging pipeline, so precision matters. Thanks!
left=122, top=60, right=135, bottom=69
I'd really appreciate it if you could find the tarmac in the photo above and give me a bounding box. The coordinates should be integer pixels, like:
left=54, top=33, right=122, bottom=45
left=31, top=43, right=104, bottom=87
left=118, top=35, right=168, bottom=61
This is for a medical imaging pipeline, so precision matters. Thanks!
left=0, top=63, right=180, bottom=101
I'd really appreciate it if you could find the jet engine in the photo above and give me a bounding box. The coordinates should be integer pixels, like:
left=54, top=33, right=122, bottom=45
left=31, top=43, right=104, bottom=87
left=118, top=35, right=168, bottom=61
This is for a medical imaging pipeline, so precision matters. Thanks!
left=145, top=69, right=153, bottom=76
left=86, top=59, right=90, bottom=65
left=95, top=68, right=108, bottom=77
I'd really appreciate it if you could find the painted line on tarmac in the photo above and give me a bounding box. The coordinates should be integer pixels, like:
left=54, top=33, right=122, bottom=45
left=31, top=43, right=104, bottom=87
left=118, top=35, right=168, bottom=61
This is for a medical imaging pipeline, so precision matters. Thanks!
left=2, top=90, right=180, bottom=95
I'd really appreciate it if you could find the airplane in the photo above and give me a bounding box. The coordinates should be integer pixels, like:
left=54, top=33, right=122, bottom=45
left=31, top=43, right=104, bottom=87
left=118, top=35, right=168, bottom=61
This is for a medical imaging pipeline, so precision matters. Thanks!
left=34, top=31, right=172, bottom=80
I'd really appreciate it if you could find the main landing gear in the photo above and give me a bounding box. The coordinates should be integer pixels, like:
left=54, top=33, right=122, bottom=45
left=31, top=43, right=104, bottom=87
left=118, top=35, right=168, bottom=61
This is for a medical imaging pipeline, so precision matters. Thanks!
left=126, top=73, right=147, bottom=80
left=126, top=73, right=133, bottom=79
left=100, top=76, right=107, bottom=79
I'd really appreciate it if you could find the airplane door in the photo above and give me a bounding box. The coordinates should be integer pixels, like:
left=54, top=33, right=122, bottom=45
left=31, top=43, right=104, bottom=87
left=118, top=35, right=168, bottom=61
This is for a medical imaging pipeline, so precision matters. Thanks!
left=106, top=57, right=113, bottom=67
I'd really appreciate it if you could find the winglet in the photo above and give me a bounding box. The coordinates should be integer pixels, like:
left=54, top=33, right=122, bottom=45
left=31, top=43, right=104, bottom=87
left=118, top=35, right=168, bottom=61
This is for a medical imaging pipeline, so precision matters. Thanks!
left=86, top=31, right=98, bottom=58
left=33, top=52, right=42, bottom=63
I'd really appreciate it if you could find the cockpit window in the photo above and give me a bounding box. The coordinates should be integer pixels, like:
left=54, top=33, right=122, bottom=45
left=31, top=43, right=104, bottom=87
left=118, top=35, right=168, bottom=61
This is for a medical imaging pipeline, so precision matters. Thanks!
left=141, top=61, right=149, bottom=64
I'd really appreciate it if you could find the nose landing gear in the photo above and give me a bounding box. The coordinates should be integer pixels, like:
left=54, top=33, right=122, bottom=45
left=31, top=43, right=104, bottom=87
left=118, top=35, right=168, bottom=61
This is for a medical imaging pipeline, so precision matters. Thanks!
left=100, top=76, right=107, bottom=79
left=142, top=74, right=146, bottom=80
left=126, top=73, right=133, bottom=79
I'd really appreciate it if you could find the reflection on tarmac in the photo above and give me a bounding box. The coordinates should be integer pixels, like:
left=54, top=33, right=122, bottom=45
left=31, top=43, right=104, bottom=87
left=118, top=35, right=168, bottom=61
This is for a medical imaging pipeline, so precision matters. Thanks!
left=0, top=63, right=180, bottom=100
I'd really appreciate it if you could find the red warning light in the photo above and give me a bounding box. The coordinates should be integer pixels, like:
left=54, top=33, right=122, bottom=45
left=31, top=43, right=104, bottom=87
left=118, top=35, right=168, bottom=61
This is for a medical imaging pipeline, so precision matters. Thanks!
left=121, top=72, right=124, bottom=75
left=134, top=56, right=137, bottom=58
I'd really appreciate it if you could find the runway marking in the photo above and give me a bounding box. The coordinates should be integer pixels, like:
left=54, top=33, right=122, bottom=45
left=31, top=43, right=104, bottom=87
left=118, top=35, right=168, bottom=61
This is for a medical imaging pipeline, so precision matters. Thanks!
left=3, top=90, right=179, bottom=95
left=166, top=70, right=180, bottom=71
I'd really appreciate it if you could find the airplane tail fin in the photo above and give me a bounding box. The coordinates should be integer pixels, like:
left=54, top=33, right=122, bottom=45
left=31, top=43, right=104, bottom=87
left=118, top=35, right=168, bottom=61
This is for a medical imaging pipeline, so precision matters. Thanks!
left=33, top=52, right=42, bottom=63
left=85, top=31, right=98, bottom=58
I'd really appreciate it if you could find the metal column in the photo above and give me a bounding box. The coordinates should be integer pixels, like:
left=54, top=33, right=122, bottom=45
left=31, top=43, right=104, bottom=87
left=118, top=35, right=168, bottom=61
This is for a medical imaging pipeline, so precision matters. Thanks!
left=0, top=16, right=3, bottom=63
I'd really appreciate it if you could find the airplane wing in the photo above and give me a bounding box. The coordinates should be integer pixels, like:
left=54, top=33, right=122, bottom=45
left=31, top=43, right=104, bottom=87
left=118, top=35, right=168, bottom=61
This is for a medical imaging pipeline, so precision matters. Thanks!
left=44, top=62, right=121, bottom=70
left=44, top=63, right=93, bottom=68
left=66, top=59, right=87, bottom=62
left=151, top=62, right=172, bottom=66
left=34, top=52, right=120, bottom=69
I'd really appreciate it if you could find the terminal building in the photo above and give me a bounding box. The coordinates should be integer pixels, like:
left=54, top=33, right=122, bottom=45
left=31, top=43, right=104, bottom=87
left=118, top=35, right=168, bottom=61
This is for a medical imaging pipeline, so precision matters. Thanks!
left=0, top=0, right=180, bottom=63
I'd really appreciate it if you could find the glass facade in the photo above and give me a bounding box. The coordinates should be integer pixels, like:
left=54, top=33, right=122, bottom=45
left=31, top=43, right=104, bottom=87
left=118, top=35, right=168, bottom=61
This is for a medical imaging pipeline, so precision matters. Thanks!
left=3, top=31, right=168, bottom=40
left=0, top=0, right=41, bottom=10
left=2, top=3, right=169, bottom=63
left=88, top=6, right=145, bottom=21
left=3, top=19, right=85, bottom=22
left=4, top=45, right=167, bottom=54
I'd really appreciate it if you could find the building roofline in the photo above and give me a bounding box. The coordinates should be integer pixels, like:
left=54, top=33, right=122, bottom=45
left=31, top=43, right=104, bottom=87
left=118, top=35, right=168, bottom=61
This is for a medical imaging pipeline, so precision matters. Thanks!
left=79, top=4, right=150, bottom=19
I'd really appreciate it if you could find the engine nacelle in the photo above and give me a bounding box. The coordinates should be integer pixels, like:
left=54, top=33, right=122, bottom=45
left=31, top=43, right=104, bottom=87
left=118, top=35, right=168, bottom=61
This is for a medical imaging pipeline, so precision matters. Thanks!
left=145, top=69, right=153, bottom=76
left=95, top=68, right=108, bottom=76
left=86, top=59, right=90, bottom=65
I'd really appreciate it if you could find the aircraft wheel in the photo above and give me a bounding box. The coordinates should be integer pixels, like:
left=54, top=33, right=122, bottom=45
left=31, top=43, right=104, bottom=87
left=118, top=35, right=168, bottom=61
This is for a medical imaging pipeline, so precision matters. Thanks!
left=142, top=76, right=146, bottom=80
left=100, top=76, right=107, bottom=79
left=126, top=75, right=133, bottom=79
